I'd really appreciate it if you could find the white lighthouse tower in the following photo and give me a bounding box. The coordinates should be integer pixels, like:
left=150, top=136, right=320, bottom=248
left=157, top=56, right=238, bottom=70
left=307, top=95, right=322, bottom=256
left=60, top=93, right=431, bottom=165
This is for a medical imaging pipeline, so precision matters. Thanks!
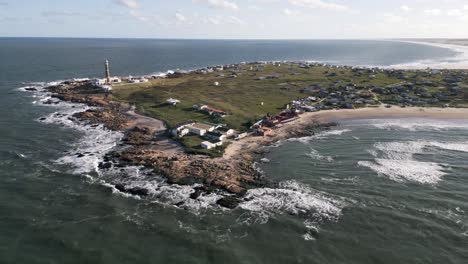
left=105, top=60, right=111, bottom=84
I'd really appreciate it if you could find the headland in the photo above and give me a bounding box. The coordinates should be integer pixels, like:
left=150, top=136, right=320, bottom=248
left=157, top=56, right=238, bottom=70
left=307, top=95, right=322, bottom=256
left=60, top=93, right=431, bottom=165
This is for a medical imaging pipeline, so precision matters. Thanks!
left=32, top=61, right=468, bottom=208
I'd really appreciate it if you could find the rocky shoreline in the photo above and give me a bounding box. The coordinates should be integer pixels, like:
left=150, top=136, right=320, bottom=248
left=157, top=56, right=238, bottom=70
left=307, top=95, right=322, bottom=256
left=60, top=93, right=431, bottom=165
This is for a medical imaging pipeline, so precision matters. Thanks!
left=42, top=82, right=333, bottom=208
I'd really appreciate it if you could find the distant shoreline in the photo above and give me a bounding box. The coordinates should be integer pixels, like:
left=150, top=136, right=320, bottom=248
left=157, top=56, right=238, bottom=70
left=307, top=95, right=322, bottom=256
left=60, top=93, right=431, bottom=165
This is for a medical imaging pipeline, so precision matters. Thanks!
left=392, top=40, right=468, bottom=69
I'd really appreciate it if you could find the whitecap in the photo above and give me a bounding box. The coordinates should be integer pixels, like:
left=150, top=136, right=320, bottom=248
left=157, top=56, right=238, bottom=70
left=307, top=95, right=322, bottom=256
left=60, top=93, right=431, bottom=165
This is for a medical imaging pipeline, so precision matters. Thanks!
left=238, top=180, right=346, bottom=227
left=359, top=141, right=450, bottom=184
left=288, top=129, right=352, bottom=144
left=369, top=119, right=468, bottom=131
left=306, top=148, right=334, bottom=162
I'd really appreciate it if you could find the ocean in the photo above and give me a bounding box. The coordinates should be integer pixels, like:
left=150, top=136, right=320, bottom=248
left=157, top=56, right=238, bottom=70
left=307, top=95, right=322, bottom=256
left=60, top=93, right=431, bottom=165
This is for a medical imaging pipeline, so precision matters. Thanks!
left=1, top=38, right=468, bottom=263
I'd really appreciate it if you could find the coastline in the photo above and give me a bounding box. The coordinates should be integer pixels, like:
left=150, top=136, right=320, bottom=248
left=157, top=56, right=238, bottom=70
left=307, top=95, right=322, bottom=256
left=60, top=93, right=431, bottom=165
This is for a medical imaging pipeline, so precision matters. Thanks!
left=26, top=57, right=468, bottom=208
left=391, top=40, right=468, bottom=69
left=225, top=106, right=468, bottom=159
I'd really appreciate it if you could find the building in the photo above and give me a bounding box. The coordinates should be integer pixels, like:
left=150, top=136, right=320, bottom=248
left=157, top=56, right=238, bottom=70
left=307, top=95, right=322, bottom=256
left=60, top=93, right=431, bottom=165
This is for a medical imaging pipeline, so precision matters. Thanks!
left=105, top=60, right=111, bottom=84
left=217, top=126, right=236, bottom=136
left=205, top=131, right=227, bottom=141
left=199, top=105, right=227, bottom=118
left=235, top=132, right=248, bottom=140
left=92, top=79, right=107, bottom=86
left=166, top=98, right=181, bottom=106
left=171, top=122, right=195, bottom=137
left=201, top=141, right=216, bottom=150
left=186, top=123, right=215, bottom=136
left=201, top=139, right=223, bottom=150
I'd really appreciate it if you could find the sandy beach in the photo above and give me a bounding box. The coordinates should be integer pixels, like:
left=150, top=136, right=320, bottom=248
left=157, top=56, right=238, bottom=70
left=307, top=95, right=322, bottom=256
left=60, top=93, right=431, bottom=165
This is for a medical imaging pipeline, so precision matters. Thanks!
left=224, top=106, right=468, bottom=159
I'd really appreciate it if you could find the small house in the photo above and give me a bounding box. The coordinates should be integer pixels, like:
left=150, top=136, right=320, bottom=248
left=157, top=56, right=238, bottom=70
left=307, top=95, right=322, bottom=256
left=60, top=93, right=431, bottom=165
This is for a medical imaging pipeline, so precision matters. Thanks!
left=186, top=123, right=215, bottom=136
left=166, top=98, right=181, bottom=106
left=205, top=131, right=227, bottom=141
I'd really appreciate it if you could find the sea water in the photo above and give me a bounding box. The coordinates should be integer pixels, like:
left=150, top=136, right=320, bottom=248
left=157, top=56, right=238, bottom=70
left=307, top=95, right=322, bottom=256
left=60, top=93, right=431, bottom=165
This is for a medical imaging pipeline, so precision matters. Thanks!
left=1, top=38, right=467, bottom=263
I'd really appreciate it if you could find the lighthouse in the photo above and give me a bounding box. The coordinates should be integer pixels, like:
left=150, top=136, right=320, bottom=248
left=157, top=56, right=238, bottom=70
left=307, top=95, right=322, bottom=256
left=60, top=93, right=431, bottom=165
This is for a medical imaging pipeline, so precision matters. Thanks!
left=105, top=60, right=111, bottom=84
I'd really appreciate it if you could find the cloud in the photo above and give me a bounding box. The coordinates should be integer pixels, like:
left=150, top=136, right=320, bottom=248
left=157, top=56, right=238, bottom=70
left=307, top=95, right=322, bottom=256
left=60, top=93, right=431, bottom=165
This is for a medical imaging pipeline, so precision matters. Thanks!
left=175, top=12, right=186, bottom=22
left=193, top=0, right=239, bottom=11
left=42, top=11, right=84, bottom=17
left=447, top=9, right=462, bottom=17
left=383, top=13, right=407, bottom=23
left=283, top=8, right=300, bottom=16
left=464, top=5, right=468, bottom=10
left=288, top=0, right=350, bottom=12
left=400, top=5, right=411, bottom=12
left=202, top=15, right=245, bottom=25
left=129, top=10, right=162, bottom=25
left=114, top=0, right=139, bottom=9
left=226, top=15, right=245, bottom=25
left=424, top=9, right=441, bottom=16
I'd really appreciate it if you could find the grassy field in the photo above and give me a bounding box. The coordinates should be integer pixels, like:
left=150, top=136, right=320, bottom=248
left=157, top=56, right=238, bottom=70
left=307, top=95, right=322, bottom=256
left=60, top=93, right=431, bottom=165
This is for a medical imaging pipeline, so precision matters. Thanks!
left=111, top=64, right=466, bottom=130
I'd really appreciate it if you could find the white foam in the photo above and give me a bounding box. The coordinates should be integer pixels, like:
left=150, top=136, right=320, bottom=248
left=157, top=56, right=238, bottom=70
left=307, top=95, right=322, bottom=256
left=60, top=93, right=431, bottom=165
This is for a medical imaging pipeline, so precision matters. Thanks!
left=388, top=41, right=468, bottom=69
left=239, top=180, right=346, bottom=226
left=359, top=159, right=445, bottom=184
left=99, top=166, right=224, bottom=212
left=359, top=141, right=454, bottom=184
left=429, top=142, right=468, bottom=153
left=306, top=147, right=334, bottom=162
left=370, top=119, right=468, bottom=131
left=35, top=94, right=123, bottom=174
left=288, top=129, right=352, bottom=144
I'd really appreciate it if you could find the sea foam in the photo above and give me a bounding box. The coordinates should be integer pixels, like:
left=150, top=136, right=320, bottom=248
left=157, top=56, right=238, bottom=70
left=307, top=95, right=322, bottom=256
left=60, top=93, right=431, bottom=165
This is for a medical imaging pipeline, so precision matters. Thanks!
left=358, top=140, right=468, bottom=184
left=238, top=180, right=346, bottom=228
left=369, top=119, right=468, bottom=131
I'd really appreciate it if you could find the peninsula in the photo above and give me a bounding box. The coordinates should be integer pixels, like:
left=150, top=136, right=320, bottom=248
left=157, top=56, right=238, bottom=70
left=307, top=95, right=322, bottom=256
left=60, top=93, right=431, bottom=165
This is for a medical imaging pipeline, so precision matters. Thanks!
left=39, top=61, right=468, bottom=208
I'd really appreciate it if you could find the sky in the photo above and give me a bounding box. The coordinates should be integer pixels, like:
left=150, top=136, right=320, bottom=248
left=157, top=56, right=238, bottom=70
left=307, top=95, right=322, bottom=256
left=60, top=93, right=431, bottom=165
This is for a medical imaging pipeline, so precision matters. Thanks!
left=0, top=0, right=467, bottom=39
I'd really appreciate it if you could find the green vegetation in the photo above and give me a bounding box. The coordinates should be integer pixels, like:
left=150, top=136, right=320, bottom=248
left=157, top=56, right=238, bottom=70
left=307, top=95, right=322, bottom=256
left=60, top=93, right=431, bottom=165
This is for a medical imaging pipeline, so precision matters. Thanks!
left=112, top=63, right=468, bottom=130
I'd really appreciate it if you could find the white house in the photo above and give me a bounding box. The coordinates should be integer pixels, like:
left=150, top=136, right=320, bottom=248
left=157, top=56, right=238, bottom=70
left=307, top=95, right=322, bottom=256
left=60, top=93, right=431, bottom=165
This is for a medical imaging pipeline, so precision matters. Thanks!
left=186, top=123, right=215, bottom=136
left=201, top=140, right=223, bottom=149
left=101, top=85, right=112, bottom=92
left=166, top=98, right=181, bottom=106
left=110, top=77, right=122, bottom=83
left=171, top=122, right=195, bottom=138
left=92, top=79, right=107, bottom=86
left=201, top=141, right=215, bottom=150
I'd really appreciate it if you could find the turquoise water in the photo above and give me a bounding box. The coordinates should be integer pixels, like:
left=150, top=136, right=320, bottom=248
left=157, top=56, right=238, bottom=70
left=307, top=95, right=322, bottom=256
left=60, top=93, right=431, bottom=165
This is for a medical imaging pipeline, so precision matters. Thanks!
left=1, top=38, right=468, bottom=263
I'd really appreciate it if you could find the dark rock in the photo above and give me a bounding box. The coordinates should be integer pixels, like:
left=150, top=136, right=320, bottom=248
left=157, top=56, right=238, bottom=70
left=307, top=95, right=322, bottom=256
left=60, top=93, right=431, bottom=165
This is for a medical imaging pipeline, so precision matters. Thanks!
left=190, top=187, right=205, bottom=199
left=114, top=184, right=126, bottom=193
left=98, top=162, right=112, bottom=169
left=127, top=187, right=149, bottom=196
left=114, top=184, right=149, bottom=196
left=216, top=196, right=241, bottom=209
left=25, top=88, right=38, bottom=91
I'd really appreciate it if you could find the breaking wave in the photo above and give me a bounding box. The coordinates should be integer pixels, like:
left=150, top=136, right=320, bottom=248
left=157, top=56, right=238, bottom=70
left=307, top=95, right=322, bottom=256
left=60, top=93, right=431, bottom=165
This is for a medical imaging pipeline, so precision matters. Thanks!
left=387, top=41, right=468, bottom=69
left=238, top=180, right=347, bottom=239
left=288, top=129, right=352, bottom=144
left=369, top=119, right=468, bottom=131
left=358, top=140, right=468, bottom=184
left=306, top=147, right=334, bottom=162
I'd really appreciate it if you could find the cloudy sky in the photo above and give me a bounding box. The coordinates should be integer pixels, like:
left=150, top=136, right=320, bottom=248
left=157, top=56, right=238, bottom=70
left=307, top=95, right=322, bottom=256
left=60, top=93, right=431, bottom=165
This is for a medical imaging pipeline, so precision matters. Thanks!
left=0, top=0, right=467, bottom=39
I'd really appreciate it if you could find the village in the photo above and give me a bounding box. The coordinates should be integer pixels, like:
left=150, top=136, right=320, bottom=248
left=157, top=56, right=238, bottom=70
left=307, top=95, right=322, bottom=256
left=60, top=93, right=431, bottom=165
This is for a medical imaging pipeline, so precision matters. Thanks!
left=51, top=60, right=468, bottom=156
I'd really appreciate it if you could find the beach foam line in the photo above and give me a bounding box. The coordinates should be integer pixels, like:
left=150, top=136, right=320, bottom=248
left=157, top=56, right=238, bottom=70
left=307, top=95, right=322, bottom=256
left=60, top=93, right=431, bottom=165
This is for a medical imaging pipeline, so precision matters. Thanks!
left=357, top=140, right=468, bottom=184
left=388, top=41, right=468, bottom=69
left=288, top=129, right=352, bottom=144
left=369, top=118, right=468, bottom=131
